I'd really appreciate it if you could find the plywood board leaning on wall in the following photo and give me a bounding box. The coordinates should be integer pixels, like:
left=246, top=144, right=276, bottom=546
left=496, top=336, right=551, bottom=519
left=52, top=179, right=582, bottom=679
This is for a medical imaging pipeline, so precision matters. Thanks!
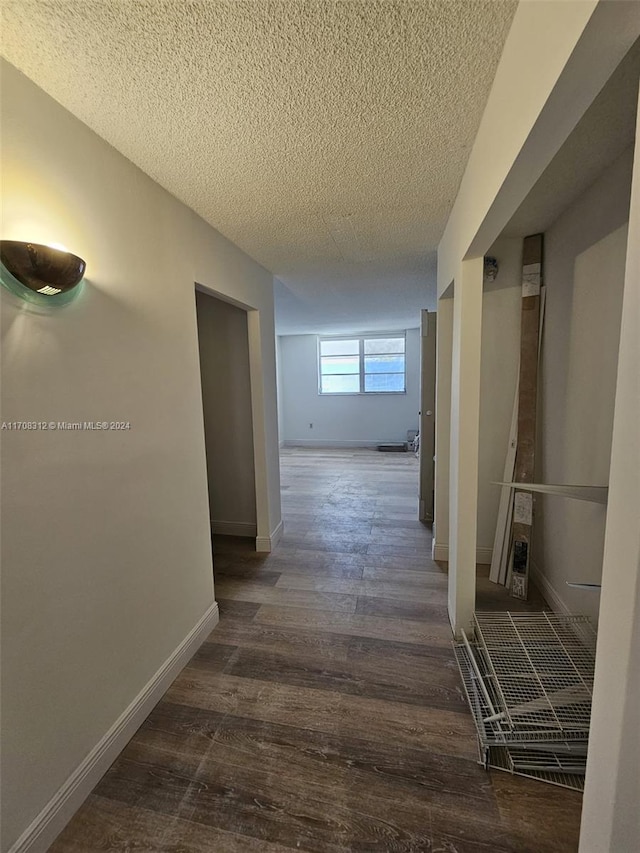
left=489, top=377, right=518, bottom=585
left=511, top=234, right=543, bottom=599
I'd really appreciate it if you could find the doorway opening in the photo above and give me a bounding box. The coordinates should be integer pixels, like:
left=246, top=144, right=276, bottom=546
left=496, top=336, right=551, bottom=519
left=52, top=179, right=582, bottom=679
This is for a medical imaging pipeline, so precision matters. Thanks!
left=195, top=288, right=257, bottom=556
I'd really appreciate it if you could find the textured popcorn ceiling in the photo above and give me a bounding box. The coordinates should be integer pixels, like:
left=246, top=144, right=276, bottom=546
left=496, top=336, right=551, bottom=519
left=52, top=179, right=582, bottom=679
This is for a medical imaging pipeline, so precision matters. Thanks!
left=1, top=0, right=517, bottom=334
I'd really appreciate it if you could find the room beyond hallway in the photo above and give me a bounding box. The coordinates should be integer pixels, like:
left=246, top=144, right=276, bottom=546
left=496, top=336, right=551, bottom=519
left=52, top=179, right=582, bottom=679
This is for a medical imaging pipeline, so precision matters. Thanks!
left=49, top=449, right=581, bottom=852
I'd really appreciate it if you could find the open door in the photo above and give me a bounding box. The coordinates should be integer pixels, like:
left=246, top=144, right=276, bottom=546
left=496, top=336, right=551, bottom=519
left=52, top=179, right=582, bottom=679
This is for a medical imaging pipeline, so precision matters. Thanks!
left=419, top=310, right=437, bottom=522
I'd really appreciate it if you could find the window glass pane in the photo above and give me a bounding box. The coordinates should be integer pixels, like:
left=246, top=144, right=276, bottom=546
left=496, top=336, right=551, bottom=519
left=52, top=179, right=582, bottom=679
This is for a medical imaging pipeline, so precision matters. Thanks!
left=319, top=334, right=406, bottom=393
left=364, top=337, right=404, bottom=354
left=322, top=374, right=360, bottom=393
left=364, top=354, right=405, bottom=374
left=320, top=339, right=359, bottom=356
left=320, top=355, right=359, bottom=375
left=365, top=373, right=405, bottom=392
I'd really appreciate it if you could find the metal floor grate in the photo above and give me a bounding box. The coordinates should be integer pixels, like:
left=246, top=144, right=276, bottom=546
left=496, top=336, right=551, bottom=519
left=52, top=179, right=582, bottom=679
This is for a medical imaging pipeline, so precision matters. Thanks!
left=473, top=612, right=595, bottom=734
left=507, top=747, right=586, bottom=774
left=487, top=746, right=585, bottom=792
left=453, top=640, right=590, bottom=745
left=453, top=612, right=594, bottom=791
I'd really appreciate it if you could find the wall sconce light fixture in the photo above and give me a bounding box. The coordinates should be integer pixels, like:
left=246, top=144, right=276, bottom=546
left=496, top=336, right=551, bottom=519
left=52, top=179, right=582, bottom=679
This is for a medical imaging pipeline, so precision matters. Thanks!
left=0, top=241, right=86, bottom=306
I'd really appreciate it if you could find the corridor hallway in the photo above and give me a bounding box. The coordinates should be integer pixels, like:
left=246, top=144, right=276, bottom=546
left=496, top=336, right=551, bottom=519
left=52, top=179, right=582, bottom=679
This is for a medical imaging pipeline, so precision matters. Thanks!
left=50, top=449, right=582, bottom=852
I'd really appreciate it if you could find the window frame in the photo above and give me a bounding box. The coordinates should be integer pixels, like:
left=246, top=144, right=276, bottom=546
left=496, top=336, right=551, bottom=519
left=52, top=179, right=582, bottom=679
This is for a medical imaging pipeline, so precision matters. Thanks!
left=317, top=332, right=407, bottom=396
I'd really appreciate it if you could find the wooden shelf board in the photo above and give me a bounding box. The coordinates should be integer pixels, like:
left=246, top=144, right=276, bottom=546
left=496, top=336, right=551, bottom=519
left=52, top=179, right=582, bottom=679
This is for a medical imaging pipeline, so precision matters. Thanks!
left=493, top=482, right=609, bottom=504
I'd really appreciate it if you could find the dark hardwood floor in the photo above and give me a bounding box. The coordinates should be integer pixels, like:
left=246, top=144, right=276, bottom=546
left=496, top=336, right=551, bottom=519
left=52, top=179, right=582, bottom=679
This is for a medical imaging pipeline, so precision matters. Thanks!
left=50, top=448, right=582, bottom=852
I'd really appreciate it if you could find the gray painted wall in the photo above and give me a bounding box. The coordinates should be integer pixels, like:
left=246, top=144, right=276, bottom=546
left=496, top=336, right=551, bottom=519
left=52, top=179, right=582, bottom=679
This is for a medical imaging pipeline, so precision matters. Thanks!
left=196, top=292, right=257, bottom=534
left=278, top=329, right=420, bottom=446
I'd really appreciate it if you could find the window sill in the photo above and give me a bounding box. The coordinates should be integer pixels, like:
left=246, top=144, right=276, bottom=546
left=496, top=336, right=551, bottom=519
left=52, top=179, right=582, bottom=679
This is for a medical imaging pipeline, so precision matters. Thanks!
left=318, top=391, right=407, bottom=397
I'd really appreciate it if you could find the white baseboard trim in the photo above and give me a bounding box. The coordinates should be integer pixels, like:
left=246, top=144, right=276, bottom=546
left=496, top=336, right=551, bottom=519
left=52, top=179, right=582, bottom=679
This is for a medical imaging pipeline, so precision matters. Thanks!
left=9, top=601, right=220, bottom=853
left=529, top=560, right=571, bottom=615
left=211, top=520, right=257, bottom=537
left=256, top=519, right=284, bottom=553
left=283, top=439, right=404, bottom=449
left=476, top=547, right=493, bottom=565
left=270, top=519, right=284, bottom=549
left=432, top=543, right=493, bottom=565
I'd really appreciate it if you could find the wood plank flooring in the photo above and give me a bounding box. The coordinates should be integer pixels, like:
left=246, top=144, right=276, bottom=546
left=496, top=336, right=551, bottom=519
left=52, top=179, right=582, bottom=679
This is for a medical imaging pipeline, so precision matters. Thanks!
left=50, top=448, right=582, bottom=852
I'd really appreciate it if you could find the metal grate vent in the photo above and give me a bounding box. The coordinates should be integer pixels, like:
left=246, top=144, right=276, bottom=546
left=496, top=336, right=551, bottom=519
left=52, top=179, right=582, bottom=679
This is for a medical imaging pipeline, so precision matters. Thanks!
left=454, top=611, right=596, bottom=791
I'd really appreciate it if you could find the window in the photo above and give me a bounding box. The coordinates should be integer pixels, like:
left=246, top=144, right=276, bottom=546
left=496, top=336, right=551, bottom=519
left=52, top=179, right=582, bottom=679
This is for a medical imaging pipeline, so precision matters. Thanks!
left=318, top=334, right=406, bottom=394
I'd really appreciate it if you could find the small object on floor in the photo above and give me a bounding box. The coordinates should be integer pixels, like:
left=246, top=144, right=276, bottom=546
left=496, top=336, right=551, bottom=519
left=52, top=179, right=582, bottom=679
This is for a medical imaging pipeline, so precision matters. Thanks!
left=377, top=443, right=407, bottom=452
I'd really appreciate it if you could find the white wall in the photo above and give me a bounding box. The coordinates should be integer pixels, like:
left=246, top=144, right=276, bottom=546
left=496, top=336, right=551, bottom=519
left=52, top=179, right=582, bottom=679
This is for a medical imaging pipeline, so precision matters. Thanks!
left=432, top=4, right=639, bottom=846
left=275, top=333, right=284, bottom=446
left=580, top=88, right=640, bottom=852
left=0, top=61, right=280, bottom=853
left=445, top=151, right=630, bottom=582
left=436, top=146, right=631, bottom=582
left=433, top=239, right=521, bottom=562
left=447, top=258, right=483, bottom=635
left=196, top=291, right=257, bottom=536
left=278, top=329, right=420, bottom=446
left=534, top=148, right=632, bottom=624
left=438, top=0, right=638, bottom=293
left=477, top=238, right=522, bottom=552
left=433, top=295, right=452, bottom=554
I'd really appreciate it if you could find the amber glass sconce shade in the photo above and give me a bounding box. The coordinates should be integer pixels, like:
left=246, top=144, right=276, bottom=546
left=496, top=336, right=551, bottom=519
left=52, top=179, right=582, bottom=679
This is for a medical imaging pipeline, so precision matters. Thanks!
left=0, top=241, right=86, bottom=306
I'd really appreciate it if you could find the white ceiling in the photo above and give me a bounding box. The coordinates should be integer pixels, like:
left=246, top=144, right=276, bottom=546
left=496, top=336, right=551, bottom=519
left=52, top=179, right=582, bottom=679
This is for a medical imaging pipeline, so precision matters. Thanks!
left=1, top=0, right=518, bottom=335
